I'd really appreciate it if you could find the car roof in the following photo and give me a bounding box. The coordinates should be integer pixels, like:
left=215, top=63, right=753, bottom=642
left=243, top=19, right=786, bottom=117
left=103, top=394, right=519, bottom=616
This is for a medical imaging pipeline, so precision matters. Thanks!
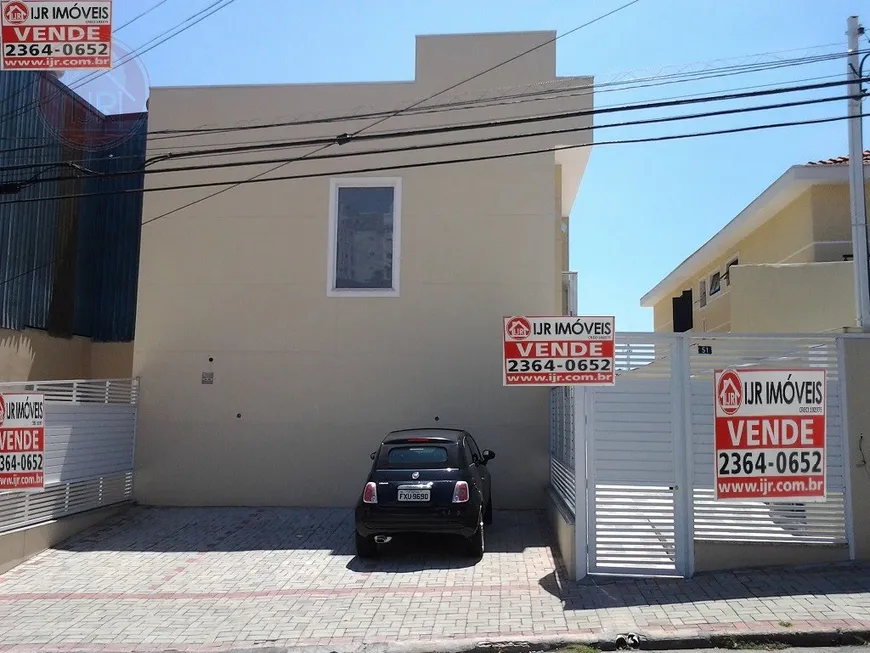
left=382, top=428, right=466, bottom=444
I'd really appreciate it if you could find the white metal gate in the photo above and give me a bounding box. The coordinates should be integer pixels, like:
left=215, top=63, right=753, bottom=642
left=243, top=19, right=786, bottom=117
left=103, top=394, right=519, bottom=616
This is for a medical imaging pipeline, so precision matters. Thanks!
left=0, top=378, right=138, bottom=534
left=570, top=333, right=853, bottom=579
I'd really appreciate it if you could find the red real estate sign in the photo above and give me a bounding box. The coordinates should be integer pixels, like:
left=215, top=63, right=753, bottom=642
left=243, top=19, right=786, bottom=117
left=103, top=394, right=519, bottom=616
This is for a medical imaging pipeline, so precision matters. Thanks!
left=0, top=393, right=46, bottom=491
left=714, top=368, right=826, bottom=502
left=502, top=316, right=615, bottom=387
left=1, top=0, right=112, bottom=71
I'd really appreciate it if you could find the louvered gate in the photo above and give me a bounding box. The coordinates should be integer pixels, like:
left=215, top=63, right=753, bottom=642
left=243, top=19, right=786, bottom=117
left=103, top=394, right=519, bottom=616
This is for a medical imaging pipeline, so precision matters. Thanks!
left=574, top=333, right=853, bottom=579
left=582, top=336, right=691, bottom=577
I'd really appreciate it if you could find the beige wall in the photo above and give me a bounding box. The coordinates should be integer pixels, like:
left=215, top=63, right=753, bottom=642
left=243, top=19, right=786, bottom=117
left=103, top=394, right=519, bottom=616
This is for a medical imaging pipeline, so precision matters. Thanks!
left=133, top=32, right=592, bottom=509
left=730, top=262, right=855, bottom=333
left=0, top=329, right=90, bottom=381
left=90, top=343, right=135, bottom=379
left=651, top=188, right=822, bottom=333
left=0, top=328, right=134, bottom=382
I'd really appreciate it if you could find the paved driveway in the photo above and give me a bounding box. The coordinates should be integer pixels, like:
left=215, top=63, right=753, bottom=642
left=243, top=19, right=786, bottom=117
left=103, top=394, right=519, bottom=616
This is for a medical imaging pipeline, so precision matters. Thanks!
left=0, top=507, right=868, bottom=652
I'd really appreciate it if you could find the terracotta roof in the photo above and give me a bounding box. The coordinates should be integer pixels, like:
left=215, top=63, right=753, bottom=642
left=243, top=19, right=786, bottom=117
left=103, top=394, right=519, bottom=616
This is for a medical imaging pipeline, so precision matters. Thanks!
left=806, top=150, right=870, bottom=166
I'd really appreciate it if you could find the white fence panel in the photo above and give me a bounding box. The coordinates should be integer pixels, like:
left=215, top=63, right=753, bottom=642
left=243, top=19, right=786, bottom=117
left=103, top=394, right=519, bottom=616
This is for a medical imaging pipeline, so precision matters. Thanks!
left=0, top=379, right=138, bottom=535
left=562, top=332, right=858, bottom=580
left=549, top=387, right=575, bottom=511
left=587, top=377, right=679, bottom=576
left=687, top=337, right=847, bottom=544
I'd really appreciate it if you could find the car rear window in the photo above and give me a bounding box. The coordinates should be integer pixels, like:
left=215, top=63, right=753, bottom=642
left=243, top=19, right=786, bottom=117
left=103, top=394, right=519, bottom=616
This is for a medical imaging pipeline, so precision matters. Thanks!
left=386, top=446, right=448, bottom=466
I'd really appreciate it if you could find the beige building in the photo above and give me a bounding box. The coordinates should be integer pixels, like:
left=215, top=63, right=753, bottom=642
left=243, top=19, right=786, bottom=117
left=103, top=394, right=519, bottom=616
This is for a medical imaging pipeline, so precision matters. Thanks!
left=132, top=31, right=593, bottom=509
left=642, top=151, right=870, bottom=333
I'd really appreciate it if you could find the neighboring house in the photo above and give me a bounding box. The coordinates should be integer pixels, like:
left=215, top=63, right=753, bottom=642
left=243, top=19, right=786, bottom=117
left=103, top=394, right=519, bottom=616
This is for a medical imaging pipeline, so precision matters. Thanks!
left=641, top=151, right=870, bottom=333
left=0, top=71, right=148, bottom=381
left=133, top=31, right=593, bottom=509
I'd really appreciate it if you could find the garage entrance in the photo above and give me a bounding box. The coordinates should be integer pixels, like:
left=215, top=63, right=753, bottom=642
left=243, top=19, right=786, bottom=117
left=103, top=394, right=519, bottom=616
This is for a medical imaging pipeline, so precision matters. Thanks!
left=550, top=332, right=854, bottom=579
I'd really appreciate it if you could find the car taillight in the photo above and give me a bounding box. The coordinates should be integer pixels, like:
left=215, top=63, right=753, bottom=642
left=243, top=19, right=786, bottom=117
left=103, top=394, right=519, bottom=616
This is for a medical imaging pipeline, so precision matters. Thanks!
left=452, top=481, right=469, bottom=503
left=363, top=482, right=378, bottom=504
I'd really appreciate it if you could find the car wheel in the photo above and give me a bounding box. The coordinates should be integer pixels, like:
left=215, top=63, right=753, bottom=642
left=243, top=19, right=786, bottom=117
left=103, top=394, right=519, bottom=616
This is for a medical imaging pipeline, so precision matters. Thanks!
left=466, top=519, right=484, bottom=559
left=484, top=498, right=493, bottom=525
left=355, top=532, right=378, bottom=558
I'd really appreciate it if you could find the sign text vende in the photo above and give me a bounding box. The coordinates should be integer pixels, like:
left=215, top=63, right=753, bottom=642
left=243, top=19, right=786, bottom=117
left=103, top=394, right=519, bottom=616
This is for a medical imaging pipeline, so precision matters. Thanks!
left=502, top=316, right=615, bottom=387
left=714, top=368, right=826, bottom=502
left=0, top=392, right=46, bottom=491
left=1, top=0, right=112, bottom=70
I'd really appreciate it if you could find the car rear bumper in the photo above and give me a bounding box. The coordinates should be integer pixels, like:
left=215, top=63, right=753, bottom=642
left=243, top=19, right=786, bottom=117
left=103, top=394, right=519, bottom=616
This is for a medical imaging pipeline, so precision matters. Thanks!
left=355, top=504, right=480, bottom=538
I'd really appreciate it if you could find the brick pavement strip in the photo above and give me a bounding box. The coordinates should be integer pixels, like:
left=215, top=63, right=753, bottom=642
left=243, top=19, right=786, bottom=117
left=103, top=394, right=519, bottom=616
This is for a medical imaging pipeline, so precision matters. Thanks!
left=0, top=508, right=867, bottom=652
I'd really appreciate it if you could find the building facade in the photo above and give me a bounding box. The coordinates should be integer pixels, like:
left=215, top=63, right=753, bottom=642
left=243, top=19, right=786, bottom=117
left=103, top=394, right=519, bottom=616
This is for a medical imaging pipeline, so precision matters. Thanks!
left=642, top=152, right=870, bottom=334
left=0, top=71, right=147, bottom=381
left=133, top=31, right=593, bottom=509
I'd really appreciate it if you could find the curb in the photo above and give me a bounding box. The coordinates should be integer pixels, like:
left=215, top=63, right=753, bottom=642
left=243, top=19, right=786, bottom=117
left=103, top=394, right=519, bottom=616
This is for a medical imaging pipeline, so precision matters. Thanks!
left=214, top=628, right=870, bottom=653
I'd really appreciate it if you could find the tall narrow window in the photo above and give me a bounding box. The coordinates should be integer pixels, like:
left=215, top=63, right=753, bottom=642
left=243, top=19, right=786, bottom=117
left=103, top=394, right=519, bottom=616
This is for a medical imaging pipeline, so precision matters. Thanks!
left=328, top=178, right=401, bottom=296
left=699, top=278, right=707, bottom=308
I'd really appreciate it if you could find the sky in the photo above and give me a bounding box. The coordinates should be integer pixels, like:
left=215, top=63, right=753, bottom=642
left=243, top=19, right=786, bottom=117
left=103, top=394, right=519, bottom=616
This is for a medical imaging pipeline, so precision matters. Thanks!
left=73, top=0, right=870, bottom=331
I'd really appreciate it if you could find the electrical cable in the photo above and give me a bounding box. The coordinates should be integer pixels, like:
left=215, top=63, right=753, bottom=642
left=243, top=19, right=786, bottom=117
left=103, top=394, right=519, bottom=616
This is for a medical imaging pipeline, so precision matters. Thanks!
left=1, top=110, right=864, bottom=289
left=114, top=0, right=174, bottom=32
left=135, top=76, right=870, bottom=164
left=13, top=93, right=852, bottom=187
left=133, top=0, right=647, bottom=231
left=0, top=111, right=861, bottom=211
left=146, top=49, right=857, bottom=140
left=0, top=45, right=860, bottom=163
left=0, top=73, right=863, bottom=177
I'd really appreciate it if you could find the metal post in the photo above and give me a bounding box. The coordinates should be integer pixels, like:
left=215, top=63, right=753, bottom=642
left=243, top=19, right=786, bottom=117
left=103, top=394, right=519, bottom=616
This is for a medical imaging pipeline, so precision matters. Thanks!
left=573, top=386, right=588, bottom=580
left=836, top=336, right=857, bottom=560
left=671, top=335, right=694, bottom=577
left=847, top=16, right=870, bottom=329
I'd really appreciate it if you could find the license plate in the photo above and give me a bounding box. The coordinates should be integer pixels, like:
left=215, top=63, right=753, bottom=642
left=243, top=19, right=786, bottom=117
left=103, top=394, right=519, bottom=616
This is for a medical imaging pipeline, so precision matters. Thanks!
left=398, top=489, right=430, bottom=502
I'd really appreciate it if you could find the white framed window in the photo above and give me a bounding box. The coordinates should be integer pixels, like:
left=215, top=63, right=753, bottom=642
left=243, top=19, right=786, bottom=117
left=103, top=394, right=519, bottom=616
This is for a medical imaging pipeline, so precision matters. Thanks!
left=327, top=177, right=402, bottom=297
left=698, top=277, right=707, bottom=308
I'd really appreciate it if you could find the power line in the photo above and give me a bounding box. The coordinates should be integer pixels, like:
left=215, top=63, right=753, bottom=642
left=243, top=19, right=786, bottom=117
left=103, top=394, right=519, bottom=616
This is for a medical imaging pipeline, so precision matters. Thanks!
left=13, top=93, right=852, bottom=188
left=0, top=72, right=863, bottom=180
left=0, top=110, right=862, bottom=289
left=135, top=76, right=870, bottom=165
left=139, top=0, right=646, bottom=229
left=0, top=44, right=859, bottom=165
left=115, top=0, right=173, bottom=31
left=146, top=49, right=855, bottom=140
left=0, top=110, right=860, bottom=211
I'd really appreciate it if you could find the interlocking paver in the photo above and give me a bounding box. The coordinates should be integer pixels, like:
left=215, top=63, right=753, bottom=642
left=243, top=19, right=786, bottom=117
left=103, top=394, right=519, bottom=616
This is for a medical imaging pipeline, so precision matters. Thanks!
left=0, top=507, right=867, bottom=652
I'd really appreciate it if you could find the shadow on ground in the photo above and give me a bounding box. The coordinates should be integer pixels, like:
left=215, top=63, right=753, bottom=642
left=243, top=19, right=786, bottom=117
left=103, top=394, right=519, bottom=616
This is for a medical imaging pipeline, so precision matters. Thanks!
left=56, top=505, right=547, bottom=563
left=539, top=562, right=870, bottom=611
left=54, top=505, right=870, bottom=606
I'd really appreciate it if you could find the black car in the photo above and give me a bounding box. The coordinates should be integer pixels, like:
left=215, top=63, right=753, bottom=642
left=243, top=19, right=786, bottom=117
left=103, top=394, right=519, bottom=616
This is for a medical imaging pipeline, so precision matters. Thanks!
left=354, top=427, right=495, bottom=559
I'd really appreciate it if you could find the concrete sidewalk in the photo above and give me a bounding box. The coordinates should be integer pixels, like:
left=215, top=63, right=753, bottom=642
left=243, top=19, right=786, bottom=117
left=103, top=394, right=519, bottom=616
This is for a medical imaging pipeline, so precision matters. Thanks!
left=0, top=507, right=867, bottom=653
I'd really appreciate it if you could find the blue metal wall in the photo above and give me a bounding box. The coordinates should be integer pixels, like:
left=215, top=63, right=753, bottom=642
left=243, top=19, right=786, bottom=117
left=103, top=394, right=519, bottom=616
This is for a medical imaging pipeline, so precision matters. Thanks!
left=0, top=71, right=147, bottom=342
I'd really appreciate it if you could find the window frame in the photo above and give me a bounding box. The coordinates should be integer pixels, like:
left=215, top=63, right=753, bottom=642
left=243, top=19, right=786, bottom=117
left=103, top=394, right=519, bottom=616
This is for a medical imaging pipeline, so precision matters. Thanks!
left=725, top=255, right=739, bottom=287
left=326, top=177, right=402, bottom=297
left=709, top=270, right=722, bottom=296
left=698, top=277, right=707, bottom=309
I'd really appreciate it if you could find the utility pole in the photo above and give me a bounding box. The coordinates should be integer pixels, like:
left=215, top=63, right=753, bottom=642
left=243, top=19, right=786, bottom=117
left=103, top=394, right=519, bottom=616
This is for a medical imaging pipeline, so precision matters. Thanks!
left=847, top=15, right=870, bottom=329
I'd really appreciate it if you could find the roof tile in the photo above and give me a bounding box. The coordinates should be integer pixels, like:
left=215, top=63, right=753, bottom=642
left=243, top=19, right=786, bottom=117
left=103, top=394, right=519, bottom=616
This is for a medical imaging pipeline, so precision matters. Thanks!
left=806, top=149, right=870, bottom=166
